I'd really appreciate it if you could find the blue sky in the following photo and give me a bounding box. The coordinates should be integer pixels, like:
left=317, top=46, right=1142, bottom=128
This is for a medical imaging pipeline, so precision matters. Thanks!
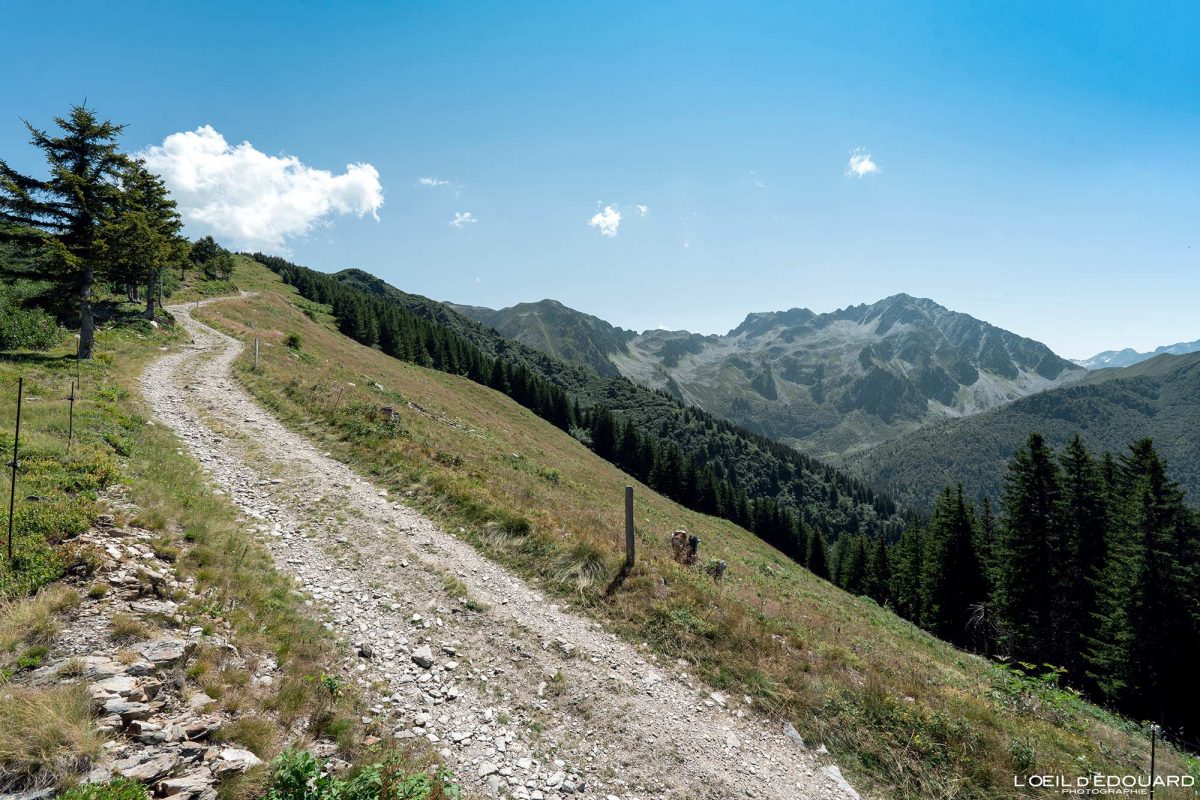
left=3, top=1, right=1197, bottom=358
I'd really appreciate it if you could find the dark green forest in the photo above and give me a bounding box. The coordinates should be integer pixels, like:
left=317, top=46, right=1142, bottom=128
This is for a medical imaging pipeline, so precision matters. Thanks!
left=832, top=433, right=1200, bottom=744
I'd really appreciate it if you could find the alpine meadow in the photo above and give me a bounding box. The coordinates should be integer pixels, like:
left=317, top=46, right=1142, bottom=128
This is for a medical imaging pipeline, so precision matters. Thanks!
left=2, top=4, right=1199, bottom=800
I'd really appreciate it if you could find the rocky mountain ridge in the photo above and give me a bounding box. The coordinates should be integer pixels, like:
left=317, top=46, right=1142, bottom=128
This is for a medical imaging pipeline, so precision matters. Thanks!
left=457, top=293, right=1086, bottom=456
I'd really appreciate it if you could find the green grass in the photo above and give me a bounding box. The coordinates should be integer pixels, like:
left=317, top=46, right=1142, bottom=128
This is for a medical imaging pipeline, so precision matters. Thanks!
left=197, top=259, right=1199, bottom=800
left=0, top=278, right=456, bottom=796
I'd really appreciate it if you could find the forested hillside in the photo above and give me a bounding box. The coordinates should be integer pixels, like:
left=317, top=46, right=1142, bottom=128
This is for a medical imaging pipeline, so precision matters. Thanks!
left=829, top=432, right=1200, bottom=743
left=845, top=352, right=1200, bottom=509
left=252, top=255, right=904, bottom=557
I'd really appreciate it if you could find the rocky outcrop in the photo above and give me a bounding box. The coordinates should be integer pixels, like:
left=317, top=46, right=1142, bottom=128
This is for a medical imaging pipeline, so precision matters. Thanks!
left=9, top=488, right=268, bottom=800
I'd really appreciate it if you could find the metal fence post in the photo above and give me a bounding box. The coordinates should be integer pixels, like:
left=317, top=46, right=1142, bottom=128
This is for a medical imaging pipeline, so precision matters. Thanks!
left=67, top=380, right=76, bottom=454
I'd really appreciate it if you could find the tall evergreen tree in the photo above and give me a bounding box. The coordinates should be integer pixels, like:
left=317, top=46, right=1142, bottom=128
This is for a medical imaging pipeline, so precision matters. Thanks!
left=102, top=160, right=186, bottom=319
left=890, top=518, right=924, bottom=621
left=806, top=528, right=830, bottom=580
left=865, top=535, right=891, bottom=604
left=0, top=105, right=128, bottom=358
left=1086, top=440, right=1200, bottom=729
left=994, top=433, right=1062, bottom=662
left=920, top=486, right=985, bottom=644
left=1057, top=435, right=1109, bottom=678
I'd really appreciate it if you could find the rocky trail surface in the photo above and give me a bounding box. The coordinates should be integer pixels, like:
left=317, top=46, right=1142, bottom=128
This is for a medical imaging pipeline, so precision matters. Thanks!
left=139, top=298, right=861, bottom=800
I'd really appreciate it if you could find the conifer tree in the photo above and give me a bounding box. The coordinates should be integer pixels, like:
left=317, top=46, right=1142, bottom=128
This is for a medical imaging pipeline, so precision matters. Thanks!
left=920, top=486, right=985, bottom=644
left=865, top=535, right=890, bottom=604
left=103, top=160, right=186, bottom=319
left=0, top=105, right=128, bottom=358
left=1057, top=435, right=1108, bottom=677
left=1086, top=440, right=1199, bottom=729
left=994, top=433, right=1061, bottom=661
left=890, top=519, right=924, bottom=621
left=806, top=528, right=830, bottom=580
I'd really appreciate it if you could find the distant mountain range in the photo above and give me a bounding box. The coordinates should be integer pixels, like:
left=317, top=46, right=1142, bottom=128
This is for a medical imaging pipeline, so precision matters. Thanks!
left=844, top=351, right=1200, bottom=507
left=452, top=294, right=1086, bottom=457
left=1072, top=339, right=1200, bottom=370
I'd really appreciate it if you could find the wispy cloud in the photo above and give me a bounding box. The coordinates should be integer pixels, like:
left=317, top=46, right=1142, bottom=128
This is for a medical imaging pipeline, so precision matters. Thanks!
left=636, top=204, right=648, bottom=216
left=588, top=205, right=622, bottom=238
left=417, top=176, right=451, bottom=187
left=450, top=211, right=477, bottom=229
left=749, top=170, right=767, bottom=188
left=139, top=125, right=383, bottom=252
left=846, top=148, right=881, bottom=178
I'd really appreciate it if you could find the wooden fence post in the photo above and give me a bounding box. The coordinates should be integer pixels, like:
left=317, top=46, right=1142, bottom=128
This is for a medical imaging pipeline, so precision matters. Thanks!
left=7, top=377, right=23, bottom=563
left=253, top=337, right=260, bottom=371
left=624, top=485, right=635, bottom=568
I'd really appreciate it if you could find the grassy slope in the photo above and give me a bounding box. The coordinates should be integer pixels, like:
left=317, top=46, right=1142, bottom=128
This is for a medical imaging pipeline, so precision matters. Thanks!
left=0, top=269, right=452, bottom=796
left=198, top=260, right=1198, bottom=800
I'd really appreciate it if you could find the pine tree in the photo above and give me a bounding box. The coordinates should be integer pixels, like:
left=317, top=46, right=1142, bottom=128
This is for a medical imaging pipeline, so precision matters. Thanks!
left=994, top=433, right=1061, bottom=662
left=1086, top=440, right=1199, bottom=729
left=865, top=535, right=890, bottom=604
left=806, top=528, right=830, bottom=580
left=102, top=160, right=186, bottom=320
left=1057, top=435, right=1108, bottom=678
left=0, top=105, right=128, bottom=358
left=920, top=486, right=985, bottom=644
left=890, top=518, right=924, bottom=621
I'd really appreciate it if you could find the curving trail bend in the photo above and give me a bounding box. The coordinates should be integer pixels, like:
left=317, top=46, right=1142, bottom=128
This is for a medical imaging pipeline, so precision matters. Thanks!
left=139, top=297, right=859, bottom=800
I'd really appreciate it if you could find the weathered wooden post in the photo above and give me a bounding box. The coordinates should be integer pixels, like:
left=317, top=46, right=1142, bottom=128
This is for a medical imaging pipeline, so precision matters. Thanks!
left=7, top=377, right=23, bottom=563
left=624, top=485, right=635, bottom=568
left=253, top=337, right=260, bottom=371
left=66, top=380, right=76, bottom=454
left=1149, top=723, right=1159, bottom=800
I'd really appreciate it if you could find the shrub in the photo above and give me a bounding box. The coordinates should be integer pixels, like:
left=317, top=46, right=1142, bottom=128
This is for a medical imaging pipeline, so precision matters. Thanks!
left=0, top=298, right=63, bottom=351
left=263, top=749, right=461, bottom=800
left=283, top=333, right=302, bottom=350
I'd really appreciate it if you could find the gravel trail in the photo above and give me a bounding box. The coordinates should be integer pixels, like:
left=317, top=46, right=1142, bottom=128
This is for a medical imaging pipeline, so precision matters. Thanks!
left=139, top=298, right=858, bottom=800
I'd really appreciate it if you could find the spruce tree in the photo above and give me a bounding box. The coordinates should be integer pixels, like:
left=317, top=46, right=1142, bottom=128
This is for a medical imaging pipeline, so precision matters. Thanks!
left=1057, top=435, right=1108, bottom=678
left=0, top=105, right=129, bottom=358
left=1086, top=440, right=1199, bottom=729
left=865, top=535, right=890, bottom=604
left=102, top=160, right=186, bottom=319
left=806, top=528, right=830, bottom=580
left=994, top=433, right=1061, bottom=662
left=920, top=486, right=985, bottom=644
left=890, top=519, right=924, bottom=621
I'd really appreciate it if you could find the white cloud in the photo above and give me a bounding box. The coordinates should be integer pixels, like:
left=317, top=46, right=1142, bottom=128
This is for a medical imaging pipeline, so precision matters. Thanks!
left=588, top=205, right=622, bottom=238
left=418, top=177, right=451, bottom=187
left=846, top=148, right=881, bottom=178
left=140, top=125, right=383, bottom=251
left=749, top=170, right=766, bottom=188
left=450, top=211, right=477, bottom=228
left=636, top=204, right=648, bottom=216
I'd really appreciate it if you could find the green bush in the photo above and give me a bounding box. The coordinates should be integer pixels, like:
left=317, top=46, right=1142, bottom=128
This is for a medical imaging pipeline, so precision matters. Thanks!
left=264, top=749, right=461, bottom=800
left=283, top=333, right=303, bottom=350
left=58, top=778, right=149, bottom=800
left=0, top=298, right=63, bottom=351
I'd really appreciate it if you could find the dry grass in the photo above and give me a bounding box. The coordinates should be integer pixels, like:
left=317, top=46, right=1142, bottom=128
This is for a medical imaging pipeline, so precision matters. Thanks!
left=0, top=683, right=103, bottom=791
left=109, top=612, right=152, bottom=642
left=195, top=261, right=1200, bottom=799
left=0, top=585, right=79, bottom=673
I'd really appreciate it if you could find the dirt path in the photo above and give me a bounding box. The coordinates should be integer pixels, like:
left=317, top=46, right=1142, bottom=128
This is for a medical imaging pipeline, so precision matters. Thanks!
left=140, top=298, right=858, bottom=800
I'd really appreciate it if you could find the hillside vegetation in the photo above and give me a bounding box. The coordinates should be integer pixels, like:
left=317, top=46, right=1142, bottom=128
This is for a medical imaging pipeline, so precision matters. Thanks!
left=846, top=352, right=1200, bottom=509
left=197, top=259, right=1198, bottom=799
